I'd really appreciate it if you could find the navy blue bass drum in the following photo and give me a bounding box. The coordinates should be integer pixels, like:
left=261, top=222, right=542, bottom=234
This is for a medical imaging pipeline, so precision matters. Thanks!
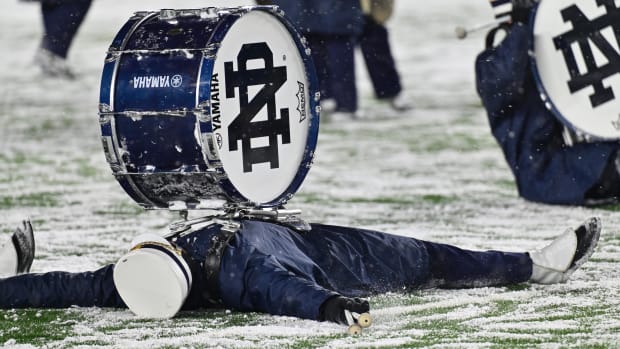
left=99, top=7, right=320, bottom=210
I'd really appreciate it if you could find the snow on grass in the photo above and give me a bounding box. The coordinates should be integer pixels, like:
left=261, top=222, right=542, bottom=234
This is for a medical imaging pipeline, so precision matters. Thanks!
left=1, top=0, right=619, bottom=348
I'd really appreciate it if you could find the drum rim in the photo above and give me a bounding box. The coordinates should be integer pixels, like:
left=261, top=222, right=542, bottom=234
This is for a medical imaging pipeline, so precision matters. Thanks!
left=197, top=7, right=320, bottom=208
left=529, top=0, right=619, bottom=141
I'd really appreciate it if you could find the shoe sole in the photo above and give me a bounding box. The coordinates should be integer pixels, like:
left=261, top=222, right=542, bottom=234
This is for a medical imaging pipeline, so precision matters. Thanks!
left=565, top=217, right=601, bottom=279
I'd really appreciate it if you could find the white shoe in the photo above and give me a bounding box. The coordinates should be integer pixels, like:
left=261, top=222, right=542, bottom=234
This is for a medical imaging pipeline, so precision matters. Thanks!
left=34, top=48, right=75, bottom=79
left=329, top=111, right=358, bottom=122
left=529, top=217, right=601, bottom=284
left=0, top=220, right=35, bottom=278
left=387, top=93, right=413, bottom=112
left=320, top=98, right=337, bottom=114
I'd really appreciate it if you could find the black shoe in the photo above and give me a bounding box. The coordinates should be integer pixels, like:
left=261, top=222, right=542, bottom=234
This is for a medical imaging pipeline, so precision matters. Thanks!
left=12, top=220, right=35, bottom=274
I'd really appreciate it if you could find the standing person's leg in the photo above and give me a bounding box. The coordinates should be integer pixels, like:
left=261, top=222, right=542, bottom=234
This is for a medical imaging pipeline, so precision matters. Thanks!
left=359, top=16, right=412, bottom=111
left=35, top=0, right=92, bottom=78
left=306, top=34, right=333, bottom=101
left=0, top=265, right=126, bottom=309
left=359, top=17, right=402, bottom=100
left=325, top=35, right=357, bottom=114
left=39, top=0, right=93, bottom=59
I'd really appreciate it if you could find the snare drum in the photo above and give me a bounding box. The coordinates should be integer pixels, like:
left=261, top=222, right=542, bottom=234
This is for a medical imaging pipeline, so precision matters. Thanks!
left=531, top=0, right=620, bottom=140
left=99, top=6, right=320, bottom=210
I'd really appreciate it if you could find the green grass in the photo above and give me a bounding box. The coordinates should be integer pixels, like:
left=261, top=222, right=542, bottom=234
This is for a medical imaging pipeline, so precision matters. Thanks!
left=1, top=0, right=619, bottom=347
left=0, top=309, right=82, bottom=345
left=0, top=192, right=60, bottom=208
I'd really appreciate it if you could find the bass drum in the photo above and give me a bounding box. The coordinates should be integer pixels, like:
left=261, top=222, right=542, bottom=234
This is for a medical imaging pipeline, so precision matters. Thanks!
left=531, top=0, right=620, bottom=140
left=99, top=6, right=320, bottom=210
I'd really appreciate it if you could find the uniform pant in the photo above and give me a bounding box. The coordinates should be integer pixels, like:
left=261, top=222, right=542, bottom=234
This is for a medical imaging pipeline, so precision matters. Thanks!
left=40, top=0, right=93, bottom=58
left=359, top=16, right=402, bottom=100
left=306, top=34, right=358, bottom=113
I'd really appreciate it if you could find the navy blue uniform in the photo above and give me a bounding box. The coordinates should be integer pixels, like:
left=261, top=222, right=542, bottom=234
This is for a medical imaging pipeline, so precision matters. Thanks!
left=0, top=220, right=532, bottom=321
left=28, top=0, right=93, bottom=59
left=476, top=24, right=620, bottom=205
left=359, top=16, right=402, bottom=100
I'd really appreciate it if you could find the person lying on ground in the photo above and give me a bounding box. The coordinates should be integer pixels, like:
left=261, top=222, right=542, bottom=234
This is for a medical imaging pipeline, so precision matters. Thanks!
left=0, top=216, right=601, bottom=325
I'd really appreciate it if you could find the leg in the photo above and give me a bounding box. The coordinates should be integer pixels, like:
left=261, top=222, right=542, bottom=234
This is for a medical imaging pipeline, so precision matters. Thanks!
left=420, top=241, right=532, bottom=289
left=307, top=224, right=531, bottom=295
left=359, top=17, right=402, bottom=99
left=582, top=149, right=620, bottom=205
left=40, top=0, right=93, bottom=58
left=0, top=264, right=125, bottom=308
left=424, top=216, right=602, bottom=287
left=306, top=34, right=332, bottom=101
left=324, top=35, right=357, bottom=113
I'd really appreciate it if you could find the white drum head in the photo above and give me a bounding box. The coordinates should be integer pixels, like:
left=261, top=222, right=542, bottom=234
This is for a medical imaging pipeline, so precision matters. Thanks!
left=114, top=246, right=191, bottom=319
left=210, top=10, right=312, bottom=204
left=532, top=0, right=620, bottom=139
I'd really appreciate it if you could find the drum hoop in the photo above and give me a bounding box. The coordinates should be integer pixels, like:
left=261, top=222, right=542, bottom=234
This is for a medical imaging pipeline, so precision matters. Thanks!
left=196, top=7, right=321, bottom=208
left=529, top=1, right=617, bottom=141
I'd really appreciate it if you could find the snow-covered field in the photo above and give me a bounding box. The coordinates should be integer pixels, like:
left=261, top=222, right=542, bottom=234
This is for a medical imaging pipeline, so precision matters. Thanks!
left=1, top=0, right=619, bottom=348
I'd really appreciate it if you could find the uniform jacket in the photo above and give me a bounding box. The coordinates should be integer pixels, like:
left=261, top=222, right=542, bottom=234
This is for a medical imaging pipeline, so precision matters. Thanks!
left=173, top=220, right=430, bottom=321
left=475, top=23, right=619, bottom=205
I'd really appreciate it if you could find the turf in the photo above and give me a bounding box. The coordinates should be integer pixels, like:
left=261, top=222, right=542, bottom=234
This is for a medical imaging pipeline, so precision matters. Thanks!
left=0, top=0, right=619, bottom=348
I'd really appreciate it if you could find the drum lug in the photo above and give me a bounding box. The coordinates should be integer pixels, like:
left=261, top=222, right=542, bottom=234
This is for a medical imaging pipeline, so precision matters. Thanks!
left=98, top=103, right=112, bottom=114
left=200, top=7, right=219, bottom=19
left=195, top=199, right=228, bottom=210
left=168, top=201, right=188, bottom=211
left=196, top=112, right=210, bottom=123
left=196, top=100, right=210, bottom=116
left=104, top=51, right=121, bottom=62
left=98, top=107, right=113, bottom=125
left=203, top=44, right=219, bottom=59
left=132, top=11, right=150, bottom=19
left=160, top=9, right=177, bottom=20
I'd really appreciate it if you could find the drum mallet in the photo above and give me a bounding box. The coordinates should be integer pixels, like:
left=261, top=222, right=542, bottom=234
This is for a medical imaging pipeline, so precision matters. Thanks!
left=455, top=19, right=508, bottom=39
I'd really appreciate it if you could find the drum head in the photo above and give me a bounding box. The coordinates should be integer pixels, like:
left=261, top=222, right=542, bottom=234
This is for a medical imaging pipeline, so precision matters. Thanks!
left=531, top=0, right=620, bottom=139
left=204, top=10, right=318, bottom=205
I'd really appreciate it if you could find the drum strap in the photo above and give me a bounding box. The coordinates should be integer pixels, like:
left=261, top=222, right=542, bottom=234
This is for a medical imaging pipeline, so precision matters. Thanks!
left=203, top=227, right=236, bottom=305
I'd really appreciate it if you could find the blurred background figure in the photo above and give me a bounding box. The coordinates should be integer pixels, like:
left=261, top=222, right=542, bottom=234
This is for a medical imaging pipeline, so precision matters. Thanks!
left=271, top=0, right=364, bottom=119
left=269, top=0, right=410, bottom=120
left=358, top=0, right=411, bottom=112
left=21, top=0, right=93, bottom=79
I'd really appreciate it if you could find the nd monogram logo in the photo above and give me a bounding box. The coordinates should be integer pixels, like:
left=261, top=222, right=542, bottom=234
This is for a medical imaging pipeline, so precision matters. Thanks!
left=553, top=0, right=620, bottom=108
left=224, top=43, right=291, bottom=173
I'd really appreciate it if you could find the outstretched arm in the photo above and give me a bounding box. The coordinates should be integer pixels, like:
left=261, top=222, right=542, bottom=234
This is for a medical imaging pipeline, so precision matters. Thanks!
left=240, top=253, right=338, bottom=321
left=0, top=264, right=125, bottom=309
